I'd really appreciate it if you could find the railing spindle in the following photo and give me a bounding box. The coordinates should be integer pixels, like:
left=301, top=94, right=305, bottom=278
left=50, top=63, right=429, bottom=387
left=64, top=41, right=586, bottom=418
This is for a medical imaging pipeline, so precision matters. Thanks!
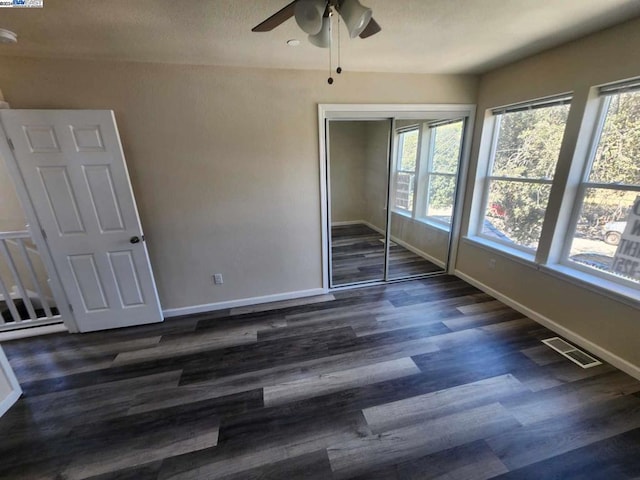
left=15, top=238, right=53, bottom=318
left=0, top=266, right=21, bottom=324
left=0, top=239, right=38, bottom=321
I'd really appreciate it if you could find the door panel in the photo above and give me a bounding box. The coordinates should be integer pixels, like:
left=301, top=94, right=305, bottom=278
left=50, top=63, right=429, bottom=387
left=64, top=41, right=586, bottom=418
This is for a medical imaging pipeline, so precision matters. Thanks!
left=1, top=110, right=163, bottom=332
left=328, top=120, right=391, bottom=287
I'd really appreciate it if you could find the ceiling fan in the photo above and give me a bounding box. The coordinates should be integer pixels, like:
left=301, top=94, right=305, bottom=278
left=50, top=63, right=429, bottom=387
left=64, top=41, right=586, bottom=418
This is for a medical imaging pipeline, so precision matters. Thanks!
left=252, top=0, right=381, bottom=47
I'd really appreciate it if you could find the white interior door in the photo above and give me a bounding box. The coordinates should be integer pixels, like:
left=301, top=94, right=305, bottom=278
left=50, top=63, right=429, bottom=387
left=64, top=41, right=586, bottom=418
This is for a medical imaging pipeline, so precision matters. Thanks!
left=0, top=110, right=163, bottom=332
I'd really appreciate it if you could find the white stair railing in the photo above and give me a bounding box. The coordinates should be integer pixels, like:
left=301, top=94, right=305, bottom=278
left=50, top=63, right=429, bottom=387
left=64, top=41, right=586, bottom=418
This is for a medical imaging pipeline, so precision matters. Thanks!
left=0, top=230, right=61, bottom=331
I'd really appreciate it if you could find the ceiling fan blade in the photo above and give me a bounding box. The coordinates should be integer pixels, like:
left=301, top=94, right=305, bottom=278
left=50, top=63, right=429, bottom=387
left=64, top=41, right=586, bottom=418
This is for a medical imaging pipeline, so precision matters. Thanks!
left=359, top=17, right=381, bottom=39
left=252, top=1, right=297, bottom=32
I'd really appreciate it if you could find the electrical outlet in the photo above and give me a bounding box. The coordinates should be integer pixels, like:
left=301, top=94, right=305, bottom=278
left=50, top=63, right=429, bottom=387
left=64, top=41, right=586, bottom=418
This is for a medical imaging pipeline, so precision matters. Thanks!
left=213, top=273, right=224, bottom=285
left=488, top=258, right=496, bottom=270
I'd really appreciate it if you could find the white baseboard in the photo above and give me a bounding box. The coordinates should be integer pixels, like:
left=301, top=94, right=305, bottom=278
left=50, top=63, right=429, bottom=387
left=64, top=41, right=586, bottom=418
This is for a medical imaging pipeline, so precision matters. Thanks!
left=359, top=220, right=446, bottom=269
left=455, top=270, right=640, bottom=381
left=389, top=235, right=446, bottom=269
left=163, top=288, right=326, bottom=318
left=331, top=220, right=366, bottom=226
left=360, top=220, right=385, bottom=235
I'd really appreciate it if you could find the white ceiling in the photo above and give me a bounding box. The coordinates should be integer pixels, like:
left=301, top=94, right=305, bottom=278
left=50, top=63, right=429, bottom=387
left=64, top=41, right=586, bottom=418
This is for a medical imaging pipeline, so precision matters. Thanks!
left=0, top=0, right=639, bottom=74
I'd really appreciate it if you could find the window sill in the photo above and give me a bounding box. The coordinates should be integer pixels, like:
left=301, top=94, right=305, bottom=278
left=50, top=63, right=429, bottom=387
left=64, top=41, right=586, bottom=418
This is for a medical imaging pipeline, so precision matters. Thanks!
left=461, top=236, right=639, bottom=309
left=391, top=209, right=412, bottom=219
left=391, top=211, right=452, bottom=233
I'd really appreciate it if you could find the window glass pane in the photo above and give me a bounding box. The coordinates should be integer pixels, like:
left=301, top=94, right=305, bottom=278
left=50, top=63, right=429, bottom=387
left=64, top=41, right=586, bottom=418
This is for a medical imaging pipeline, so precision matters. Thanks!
left=395, top=172, right=415, bottom=211
left=492, top=104, right=570, bottom=179
left=482, top=180, right=552, bottom=250
left=588, top=91, right=640, bottom=185
left=394, top=129, right=419, bottom=212
left=568, top=188, right=639, bottom=286
left=399, top=130, right=418, bottom=172
left=432, top=121, right=463, bottom=174
left=426, top=175, right=456, bottom=224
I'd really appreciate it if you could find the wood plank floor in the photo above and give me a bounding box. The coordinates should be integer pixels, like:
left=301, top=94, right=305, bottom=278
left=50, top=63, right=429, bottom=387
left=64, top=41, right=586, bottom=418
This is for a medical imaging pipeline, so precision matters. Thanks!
left=1, top=275, right=640, bottom=479
left=331, top=224, right=443, bottom=285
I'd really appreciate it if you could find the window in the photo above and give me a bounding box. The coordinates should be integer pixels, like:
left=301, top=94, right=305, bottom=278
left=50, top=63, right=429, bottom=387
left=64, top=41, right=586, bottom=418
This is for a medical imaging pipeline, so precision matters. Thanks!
left=393, top=128, right=419, bottom=212
left=564, top=83, right=640, bottom=288
left=425, top=120, right=464, bottom=225
left=391, top=120, right=464, bottom=227
left=479, top=97, right=571, bottom=252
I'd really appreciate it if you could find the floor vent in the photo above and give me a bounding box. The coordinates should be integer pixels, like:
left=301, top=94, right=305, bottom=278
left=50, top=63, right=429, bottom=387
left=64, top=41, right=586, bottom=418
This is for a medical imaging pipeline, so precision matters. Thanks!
left=542, top=337, right=602, bottom=369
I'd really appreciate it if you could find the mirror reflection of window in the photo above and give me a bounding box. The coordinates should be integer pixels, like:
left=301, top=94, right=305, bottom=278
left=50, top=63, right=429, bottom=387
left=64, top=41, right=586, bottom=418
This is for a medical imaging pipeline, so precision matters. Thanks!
left=394, top=128, right=419, bottom=212
left=425, top=120, right=464, bottom=226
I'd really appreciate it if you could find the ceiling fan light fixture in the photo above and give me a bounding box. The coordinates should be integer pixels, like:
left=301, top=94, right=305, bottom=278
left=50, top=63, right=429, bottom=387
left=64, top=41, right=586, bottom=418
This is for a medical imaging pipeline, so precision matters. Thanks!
left=294, top=0, right=326, bottom=35
left=0, top=28, right=17, bottom=45
left=339, top=0, right=372, bottom=39
left=308, top=15, right=331, bottom=48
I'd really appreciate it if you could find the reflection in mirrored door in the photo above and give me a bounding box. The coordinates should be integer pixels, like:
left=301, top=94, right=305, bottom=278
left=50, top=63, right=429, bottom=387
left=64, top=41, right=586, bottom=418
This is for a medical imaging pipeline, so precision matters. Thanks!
left=328, top=120, right=391, bottom=287
left=323, top=105, right=473, bottom=290
left=388, top=118, right=465, bottom=280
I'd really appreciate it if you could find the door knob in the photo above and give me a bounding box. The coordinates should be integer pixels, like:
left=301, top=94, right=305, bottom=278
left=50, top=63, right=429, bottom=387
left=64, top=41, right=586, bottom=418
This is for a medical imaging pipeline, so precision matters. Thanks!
left=130, top=236, right=141, bottom=244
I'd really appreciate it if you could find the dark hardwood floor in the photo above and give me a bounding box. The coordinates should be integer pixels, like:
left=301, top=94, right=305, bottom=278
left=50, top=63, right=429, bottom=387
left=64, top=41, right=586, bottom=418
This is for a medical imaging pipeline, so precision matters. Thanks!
left=331, top=224, right=443, bottom=285
left=1, top=275, right=640, bottom=479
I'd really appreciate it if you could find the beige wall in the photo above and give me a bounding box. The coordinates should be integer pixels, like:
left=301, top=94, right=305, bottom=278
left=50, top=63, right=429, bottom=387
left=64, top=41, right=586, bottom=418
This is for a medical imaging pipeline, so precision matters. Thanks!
left=363, top=121, right=391, bottom=231
left=458, top=17, right=640, bottom=369
left=0, top=157, right=27, bottom=232
left=0, top=57, right=477, bottom=310
left=328, top=121, right=367, bottom=223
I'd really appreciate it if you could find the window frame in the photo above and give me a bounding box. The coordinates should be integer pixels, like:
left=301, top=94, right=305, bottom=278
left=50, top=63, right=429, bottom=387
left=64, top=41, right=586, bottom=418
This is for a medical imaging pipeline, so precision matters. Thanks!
left=423, top=119, right=465, bottom=227
left=392, top=126, right=421, bottom=215
left=475, top=96, right=573, bottom=256
left=559, top=89, right=640, bottom=291
left=390, top=119, right=465, bottom=231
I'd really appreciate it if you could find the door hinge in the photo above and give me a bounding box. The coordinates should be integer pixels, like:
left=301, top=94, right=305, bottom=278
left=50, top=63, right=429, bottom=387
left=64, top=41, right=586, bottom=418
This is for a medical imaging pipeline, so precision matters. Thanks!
left=41, top=229, right=47, bottom=240
left=7, top=138, right=14, bottom=150
left=68, top=303, right=73, bottom=313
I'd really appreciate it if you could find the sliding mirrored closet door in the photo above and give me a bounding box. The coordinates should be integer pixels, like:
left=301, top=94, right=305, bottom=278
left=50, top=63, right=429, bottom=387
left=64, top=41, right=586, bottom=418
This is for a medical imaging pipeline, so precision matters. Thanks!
left=323, top=105, right=473, bottom=289
left=387, top=118, right=465, bottom=281
left=329, top=120, right=391, bottom=286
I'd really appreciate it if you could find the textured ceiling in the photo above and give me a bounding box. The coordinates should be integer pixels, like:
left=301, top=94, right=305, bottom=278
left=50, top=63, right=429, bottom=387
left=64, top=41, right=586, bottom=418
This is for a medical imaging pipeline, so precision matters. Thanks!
left=0, top=0, right=639, bottom=74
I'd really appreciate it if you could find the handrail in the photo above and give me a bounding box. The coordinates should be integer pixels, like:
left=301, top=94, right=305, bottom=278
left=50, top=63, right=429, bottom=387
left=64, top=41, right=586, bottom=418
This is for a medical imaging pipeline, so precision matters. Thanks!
left=0, top=231, right=30, bottom=240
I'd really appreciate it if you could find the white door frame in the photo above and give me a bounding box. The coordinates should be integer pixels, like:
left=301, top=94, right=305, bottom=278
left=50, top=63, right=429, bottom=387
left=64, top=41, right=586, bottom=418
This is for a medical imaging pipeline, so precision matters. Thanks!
left=318, top=103, right=476, bottom=292
left=0, top=123, right=78, bottom=332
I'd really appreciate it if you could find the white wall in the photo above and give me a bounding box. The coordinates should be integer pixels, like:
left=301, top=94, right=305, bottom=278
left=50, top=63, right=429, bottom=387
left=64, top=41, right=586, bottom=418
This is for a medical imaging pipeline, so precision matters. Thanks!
left=457, top=17, right=640, bottom=371
left=0, top=57, right=478, bottom=311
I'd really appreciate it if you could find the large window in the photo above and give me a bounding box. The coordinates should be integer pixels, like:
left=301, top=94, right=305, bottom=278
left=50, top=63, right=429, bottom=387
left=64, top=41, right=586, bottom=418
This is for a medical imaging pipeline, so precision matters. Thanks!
left=564, top=84, right=640, bottom=288
left=479, top=97, right=571, bottom=252
left=393, top=128, right=419, bottom=212
left=392, top=120, right=464, bottom=227
left=425, top=120, right=464, bottom=225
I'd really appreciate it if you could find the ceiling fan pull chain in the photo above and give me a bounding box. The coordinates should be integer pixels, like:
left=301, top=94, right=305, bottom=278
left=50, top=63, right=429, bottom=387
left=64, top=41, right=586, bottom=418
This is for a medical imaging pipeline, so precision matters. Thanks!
left=328, top=7, right=334, bottom=84
left=337, top=11, right=342, bottom=74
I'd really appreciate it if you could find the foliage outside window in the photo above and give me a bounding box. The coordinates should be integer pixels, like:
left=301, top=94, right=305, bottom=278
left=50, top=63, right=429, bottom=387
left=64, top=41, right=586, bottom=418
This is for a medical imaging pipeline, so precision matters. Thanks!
left=392, top=121, right=463, bottom=228
left=565, top=89, right=640, bottom=288
left=425, top=121, right=464, bottom=225
left=480, top=100, right=571, bottom=251
left=393, top=129, right=418, bottom=212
